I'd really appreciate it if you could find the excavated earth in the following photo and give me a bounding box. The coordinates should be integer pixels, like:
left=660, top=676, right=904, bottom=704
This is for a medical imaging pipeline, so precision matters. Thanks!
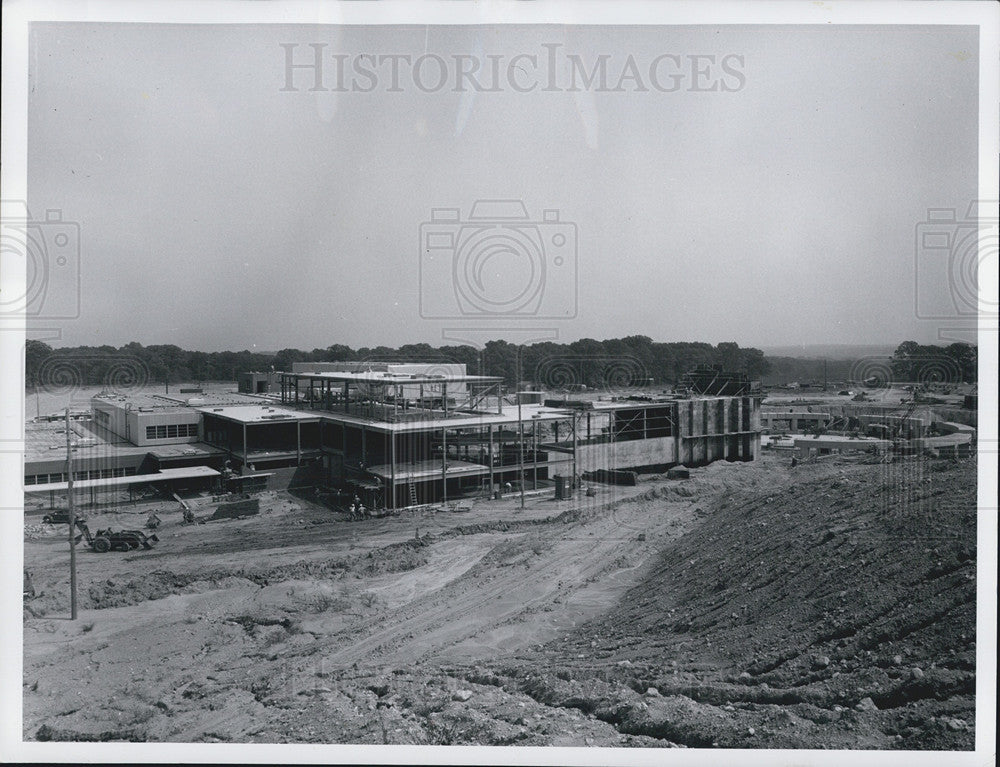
left=22, top=451, right=977, bottom=749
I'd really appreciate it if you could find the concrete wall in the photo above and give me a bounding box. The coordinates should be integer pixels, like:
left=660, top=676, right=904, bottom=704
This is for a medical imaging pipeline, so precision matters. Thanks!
left=91, top=399, right=130, bottom=441
left=238, top=372, right=280, bottom=393
left=24, top=452, right=148, bottom=485
left=676, top=396, right=759, bottom=465
left=91, top=399, right=201, bottom=447
left=575, top=436, right=676, bottom=472
left=577, top=396, right=760, bottom=471
left=130, top=410, right=202, bottom=447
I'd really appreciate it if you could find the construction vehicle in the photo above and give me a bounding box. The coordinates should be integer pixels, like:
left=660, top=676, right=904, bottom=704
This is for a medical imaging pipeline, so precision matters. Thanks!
left=73, top=519, right=158, bottom=553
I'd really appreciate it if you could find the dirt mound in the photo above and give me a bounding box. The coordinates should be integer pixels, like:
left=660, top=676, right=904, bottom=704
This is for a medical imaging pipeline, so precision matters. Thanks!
left=26, top=538, right=432, bottom=614
left=517, top=455, right=977, bottom=749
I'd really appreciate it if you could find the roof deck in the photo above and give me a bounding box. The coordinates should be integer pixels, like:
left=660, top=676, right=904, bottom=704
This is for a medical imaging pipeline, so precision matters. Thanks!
left=196, top=404, right=319, bottom=424
left=24, top=465, right=221, bottom=493
left=285, top=370, right=503, bottom=385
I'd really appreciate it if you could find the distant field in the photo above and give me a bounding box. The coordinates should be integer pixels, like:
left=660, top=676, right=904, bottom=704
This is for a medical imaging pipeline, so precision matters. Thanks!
left=24, top=381, right=242, bottom=419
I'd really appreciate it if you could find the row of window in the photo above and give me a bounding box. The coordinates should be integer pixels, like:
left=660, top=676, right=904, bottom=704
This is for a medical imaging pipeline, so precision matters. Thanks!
left=145, top=423, right=199, bottom=440
left=25, top=467, right=138, bottom=485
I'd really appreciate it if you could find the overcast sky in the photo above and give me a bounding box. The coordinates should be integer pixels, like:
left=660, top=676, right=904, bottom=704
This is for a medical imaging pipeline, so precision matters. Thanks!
left=27, top=23, right=979, bottom=352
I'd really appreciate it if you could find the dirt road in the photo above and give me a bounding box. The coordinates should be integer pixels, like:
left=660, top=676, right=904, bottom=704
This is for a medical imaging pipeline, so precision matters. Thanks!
left=22, top=452, right=977, bottom=748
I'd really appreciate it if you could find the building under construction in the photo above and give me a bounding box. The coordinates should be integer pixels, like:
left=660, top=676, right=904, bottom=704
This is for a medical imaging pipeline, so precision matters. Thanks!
left=23, top=363, right=764, bottom=511
left=272, top=365, right=763, bottom=509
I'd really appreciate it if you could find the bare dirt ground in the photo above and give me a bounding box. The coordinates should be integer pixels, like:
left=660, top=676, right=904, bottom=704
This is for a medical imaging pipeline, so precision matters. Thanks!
left=22, top=451, right=976, bottom=748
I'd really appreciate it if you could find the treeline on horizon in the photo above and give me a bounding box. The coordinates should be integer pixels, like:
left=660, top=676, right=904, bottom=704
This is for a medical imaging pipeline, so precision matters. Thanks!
left=24, top=337, right=977, bottom=392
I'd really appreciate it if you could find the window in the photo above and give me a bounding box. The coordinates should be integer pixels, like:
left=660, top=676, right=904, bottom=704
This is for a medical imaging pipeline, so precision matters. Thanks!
left=147, top=422, right=198, bottom=440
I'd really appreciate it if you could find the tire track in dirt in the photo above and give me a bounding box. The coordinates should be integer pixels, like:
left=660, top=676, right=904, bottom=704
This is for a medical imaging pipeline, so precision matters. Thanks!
left=311, top=497, right=702, bottom=669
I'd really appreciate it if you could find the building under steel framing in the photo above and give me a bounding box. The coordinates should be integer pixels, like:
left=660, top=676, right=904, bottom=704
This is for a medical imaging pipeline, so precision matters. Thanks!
left=267, top=369, right=763, bottom=509
left=24, top=367, right=762, bottom=511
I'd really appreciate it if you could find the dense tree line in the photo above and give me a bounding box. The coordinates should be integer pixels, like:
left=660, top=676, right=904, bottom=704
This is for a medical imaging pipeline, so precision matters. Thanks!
left=888, top=341, right=977, bottom=385
left=762, top=341, right=976, bottom=387
left=24, top=337, right=975, bottom=393
left=25, top=337, right=769, bottom=391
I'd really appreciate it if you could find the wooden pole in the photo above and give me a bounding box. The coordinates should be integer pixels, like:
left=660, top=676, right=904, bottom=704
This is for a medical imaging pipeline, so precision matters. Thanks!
left=442, top=425, right=448, bottom=505
left=518, top=392, right=524, bottom=510
left=65, top=408, right=77, bottom=621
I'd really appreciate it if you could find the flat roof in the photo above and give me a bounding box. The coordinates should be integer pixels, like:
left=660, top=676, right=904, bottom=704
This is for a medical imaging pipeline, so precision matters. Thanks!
left=24, top=420, right=226, bottom=464
left=549, top=395, right=751, bottom=411
left=285, top=371, right=503, bottom=385
left=292, top=403, right=578, bottom=433
left=91, top=390, right=280, bottom=413
left=196, top=405, right=320, bottom=424
left=24, top=466, right=221, bottom=493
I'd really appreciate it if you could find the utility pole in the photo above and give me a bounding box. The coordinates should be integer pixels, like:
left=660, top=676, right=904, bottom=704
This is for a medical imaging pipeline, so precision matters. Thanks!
left=572, top=410, right=578, bottom=491
left=518, top=391, right=525, bottom=510
left=65, top=407, right=78, bottom=620
left=442, top=424, right=448, bottom=506
left=517, top=345, right=524, bottom=510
